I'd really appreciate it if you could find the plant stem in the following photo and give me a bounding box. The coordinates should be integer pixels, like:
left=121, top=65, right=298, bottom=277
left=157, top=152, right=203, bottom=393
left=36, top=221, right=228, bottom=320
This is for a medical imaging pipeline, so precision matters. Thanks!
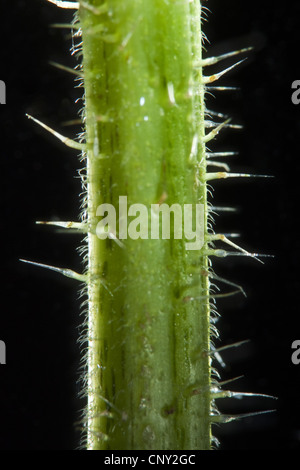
left=79, top=0, right=211, bottom=450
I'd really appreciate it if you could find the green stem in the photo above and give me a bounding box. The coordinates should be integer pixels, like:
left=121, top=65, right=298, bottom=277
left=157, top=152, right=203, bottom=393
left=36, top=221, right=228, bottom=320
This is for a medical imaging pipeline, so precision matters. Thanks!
left=79, top=0, right=211, bottom=450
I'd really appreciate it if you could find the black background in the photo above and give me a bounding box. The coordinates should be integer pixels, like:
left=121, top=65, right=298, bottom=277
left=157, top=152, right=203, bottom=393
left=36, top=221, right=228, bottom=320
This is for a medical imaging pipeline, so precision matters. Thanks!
left=1, top=0, right=300, bottom=450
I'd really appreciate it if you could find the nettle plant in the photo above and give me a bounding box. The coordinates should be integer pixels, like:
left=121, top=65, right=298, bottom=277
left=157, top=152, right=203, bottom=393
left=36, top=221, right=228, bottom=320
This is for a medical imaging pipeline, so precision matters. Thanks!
left=23, top=0, right=274, bottom=450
